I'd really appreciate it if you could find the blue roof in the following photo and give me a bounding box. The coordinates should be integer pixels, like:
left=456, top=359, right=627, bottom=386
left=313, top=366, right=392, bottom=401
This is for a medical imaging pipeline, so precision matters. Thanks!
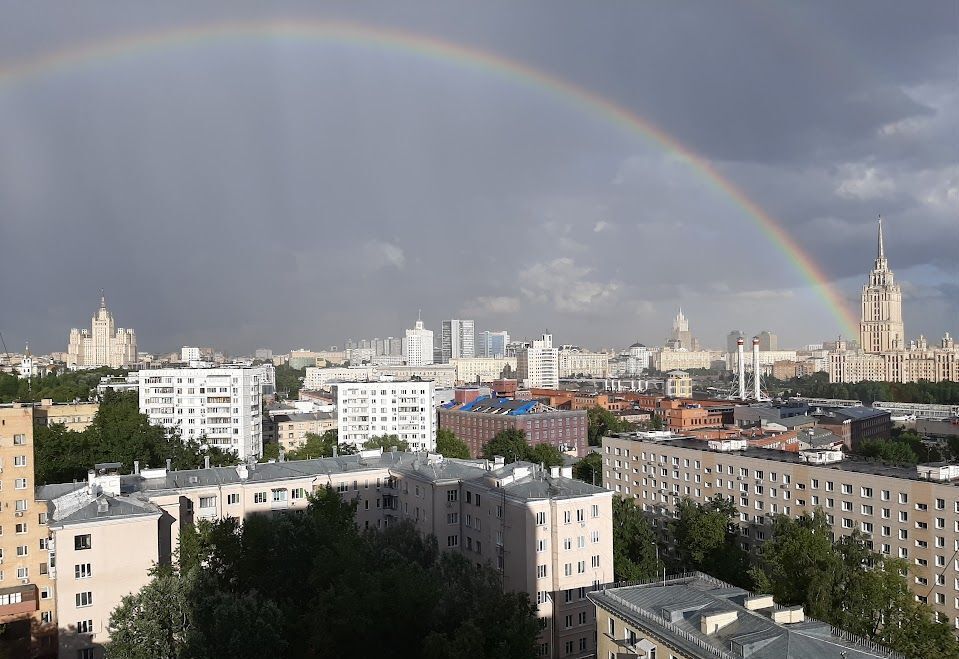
left=451, top=396, right=539, bottom=415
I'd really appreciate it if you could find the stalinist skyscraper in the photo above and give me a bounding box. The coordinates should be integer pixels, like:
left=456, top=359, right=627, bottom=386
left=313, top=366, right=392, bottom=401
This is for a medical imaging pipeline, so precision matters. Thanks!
left=67, top=293, right=137, bottom=369
left=859, top=217, right=905, bottom=353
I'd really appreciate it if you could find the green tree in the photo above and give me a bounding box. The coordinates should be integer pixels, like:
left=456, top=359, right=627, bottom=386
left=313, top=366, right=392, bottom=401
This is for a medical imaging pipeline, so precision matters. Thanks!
left=859, top=439, right=918, bottom=463
left=527, top=442, right=565, bottom=468
left=649, top=413, right=664, bottom=431
left=586, top=406, right=633, bottom=446
left=481, top=429, right=530, bottom=463
left=435, top=428, right=470, bottom=459
left=612, top=495, right=660, bottom=581
left=363, top=434, right=410, bottom=452
left=108, top=569, right=193, bottom=659
left=285, top=430, right=338, bottom=460
left=671, top=495, right=750, bottom=586
left=273, top=363, right=304, bottom=399
left=572, top=452, right=602, bottom=486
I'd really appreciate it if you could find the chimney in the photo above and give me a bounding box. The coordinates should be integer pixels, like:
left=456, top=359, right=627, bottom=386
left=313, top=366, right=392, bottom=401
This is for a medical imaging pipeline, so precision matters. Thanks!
left=166, top=458, right=172, bottom=471
left=204, top=455, right=211, bottom=470
left=133, top=460, right=140, bottom=475
left=752, top=337, right=761, bottom=400
left=549, top=466, right=561, bottom=478
left=560, top=466, right=572, bottom=478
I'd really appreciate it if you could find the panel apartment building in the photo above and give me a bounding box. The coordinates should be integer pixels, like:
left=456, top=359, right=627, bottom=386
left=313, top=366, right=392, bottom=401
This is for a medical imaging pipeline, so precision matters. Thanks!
left=37, top=452, right=612, bottom=659
left=334, top=379, right=436, bottom=451
left=602, top=431, right=959, bottom=631
left=137, top=365, right=274, bottom=460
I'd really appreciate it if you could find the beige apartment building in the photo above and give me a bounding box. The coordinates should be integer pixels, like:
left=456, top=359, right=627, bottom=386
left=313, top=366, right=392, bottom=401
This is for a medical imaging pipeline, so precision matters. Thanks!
left=273, top=411, right=337, bottom=452
left=603, top=432, right=959, bottom=631
left=0, top=404, right=57, bottom=658
left=37, top=451, right=612, bottom=658
left=32, top=400, right=99, bottom=433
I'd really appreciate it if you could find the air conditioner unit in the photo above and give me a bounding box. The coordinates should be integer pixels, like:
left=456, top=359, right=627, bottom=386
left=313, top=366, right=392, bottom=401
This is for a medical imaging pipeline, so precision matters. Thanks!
left=20, top=578, right=29, bottom=584
left=15, top=512, right=23, bottom=517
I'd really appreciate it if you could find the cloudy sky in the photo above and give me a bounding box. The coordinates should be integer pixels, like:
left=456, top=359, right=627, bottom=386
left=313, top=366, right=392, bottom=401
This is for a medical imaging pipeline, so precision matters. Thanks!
left=1, top=1, right=955, bottom=355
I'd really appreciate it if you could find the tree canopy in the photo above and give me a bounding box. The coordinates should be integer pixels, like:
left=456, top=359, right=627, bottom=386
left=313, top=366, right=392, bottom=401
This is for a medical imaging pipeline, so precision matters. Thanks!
left=670, top=495, right=750, bottom=587
left=0, top=366, right=125, bottom=403
left=751, top=511, right=959, bottom=658
left=611, top=495, right=661, bottom=581
left=480, top=429, right=565, bottom=467
left=362, top=434, right=410, bottom=452
left=273, top=364, right=304, bottom=399
left=108, top=488, right=539, bottom=658
left=586, top=406, right=634, bottom=446
left=435, top=428, right=470, bottom=459
left=572, top=452, right=602, bottom=486
left=34, top=390, right=239, bottom=484
left=771, top=372, right=959, bottom=405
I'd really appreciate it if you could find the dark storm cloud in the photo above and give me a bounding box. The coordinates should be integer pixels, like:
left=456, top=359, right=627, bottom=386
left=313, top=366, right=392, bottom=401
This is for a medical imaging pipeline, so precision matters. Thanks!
left=0, top=1, right=954, bottom=354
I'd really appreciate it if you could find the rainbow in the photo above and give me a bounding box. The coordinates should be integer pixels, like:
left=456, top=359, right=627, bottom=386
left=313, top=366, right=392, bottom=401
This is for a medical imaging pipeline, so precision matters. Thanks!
left=0, top=19, right=859, bottom=335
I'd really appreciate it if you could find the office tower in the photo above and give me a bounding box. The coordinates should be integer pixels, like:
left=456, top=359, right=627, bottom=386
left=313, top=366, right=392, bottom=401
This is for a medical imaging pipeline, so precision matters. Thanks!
left=403, top=315, right=434, bottom=367
left=440, top=319, right=475, bottom=362
left=479, top=330, right=509, bottom=358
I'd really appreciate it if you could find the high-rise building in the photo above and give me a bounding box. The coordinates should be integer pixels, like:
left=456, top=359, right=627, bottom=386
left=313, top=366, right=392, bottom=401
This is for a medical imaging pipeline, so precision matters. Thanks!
left=137, top=364, right=275, bottom=459
left=726, top=330, right=745, bottom=354
left=181, top=346, right=200, bottom=362
left=403, top=315, right=434, bottom=367
left=0, top=404, right=57, bottom=656
left=860, top=217, right=905, bottom=353
left=334, top=380, right=436, bottom=451
left=440, top=319, right=475, bottom=362
left=758, top=330, right=778, bottom=351
left=517, top=334, right=559, bottom=389
left=67, top=294, right=137, bottom=369
left=478, top=330, right=510, bottom=358
left=668, top=309, right=698, bottom=351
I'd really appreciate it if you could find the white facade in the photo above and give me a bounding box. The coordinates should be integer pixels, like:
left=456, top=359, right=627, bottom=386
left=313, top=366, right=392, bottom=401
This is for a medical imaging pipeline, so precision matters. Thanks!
left=67, top=295, right=137, bottom=369
left=181, top=346, right=200, bottom=362
left=450, top=357, right=517, bottom=383
left=335, top=380, right=436, bottom=450
left=727, top=349, right=798, bottom=373
left=440, top=319, right=475, bottom=362
left=625, top=343, right=650, bottom=375
left=653, top=348, right=712, bottom=371
left=403, top=317, right=434, bottom=367
left=517, top=334, right=559, bottom=389
left=558, top=348, right=610, bottom=378
left=137, top=365, right=274, bottom=459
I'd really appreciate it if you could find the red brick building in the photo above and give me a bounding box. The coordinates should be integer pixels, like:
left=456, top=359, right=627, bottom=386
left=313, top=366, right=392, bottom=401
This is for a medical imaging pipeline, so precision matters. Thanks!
left=438, top=396, right=587, bottom=458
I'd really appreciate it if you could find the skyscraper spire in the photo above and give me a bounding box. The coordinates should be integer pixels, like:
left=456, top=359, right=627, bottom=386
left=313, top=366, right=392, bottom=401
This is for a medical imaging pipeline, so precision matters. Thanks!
left=877, top=214, right=885, bottom=261
left=99, top=289, right=107, bottom=309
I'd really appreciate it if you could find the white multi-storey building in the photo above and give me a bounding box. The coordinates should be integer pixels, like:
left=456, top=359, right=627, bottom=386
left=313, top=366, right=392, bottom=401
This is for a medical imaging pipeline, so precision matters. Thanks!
left=181, top=346, right=201, bottom=362
left=335, top=380, right=436, bottom=451
left=440, top=319, right=475, bottom=362
left=137, top=364, right=274, bottom=459
left=403, top=316, right=434, bottom=367
left=558, top=347, right=610, bottom=378
left=625, top=343, right=650, bottom=375
left=450, top=357, right=517, bottom=384
left=517, top=334, right=559, bottom=389
left=67, top=294, right=137, bottom=369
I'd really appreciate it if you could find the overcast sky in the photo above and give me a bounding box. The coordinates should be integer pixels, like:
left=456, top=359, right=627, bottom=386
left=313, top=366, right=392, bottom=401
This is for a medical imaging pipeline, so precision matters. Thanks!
left=1, top=1, right=955, bottom=355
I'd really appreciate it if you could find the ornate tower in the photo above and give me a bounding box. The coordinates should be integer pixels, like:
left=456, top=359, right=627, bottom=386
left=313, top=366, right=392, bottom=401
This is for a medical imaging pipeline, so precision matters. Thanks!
left=859, top=217, right=905, bottom=353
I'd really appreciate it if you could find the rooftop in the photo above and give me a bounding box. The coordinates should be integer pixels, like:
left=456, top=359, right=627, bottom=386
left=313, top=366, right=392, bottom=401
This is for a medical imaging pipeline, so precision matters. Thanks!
left=442, top=395, right=578, bottom=416
left=590, top=573, right=901, bottom=659
left=608, top=433, right=957, bottom=484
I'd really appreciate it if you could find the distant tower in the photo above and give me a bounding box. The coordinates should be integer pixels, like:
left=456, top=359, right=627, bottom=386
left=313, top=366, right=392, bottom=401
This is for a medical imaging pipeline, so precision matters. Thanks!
left=859, top=216, right=905, bottom=353
left=670, top=309, right=695, bottom=351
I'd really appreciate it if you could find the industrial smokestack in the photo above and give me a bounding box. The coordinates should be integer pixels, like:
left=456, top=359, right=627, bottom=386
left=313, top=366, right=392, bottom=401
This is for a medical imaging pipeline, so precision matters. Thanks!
left=737, top=338, right=746, bottom=400
left=752, top=337, right=761, bottom=400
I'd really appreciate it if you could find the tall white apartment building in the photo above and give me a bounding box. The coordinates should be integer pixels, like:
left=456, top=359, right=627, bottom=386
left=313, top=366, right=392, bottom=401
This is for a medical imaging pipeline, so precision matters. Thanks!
left=67, top=294, right=137, bottom=369
left=181, top=346, right=200, bottom=362
left=335, top=380, right=436, bottom=451
left=517, top=334, right=559, bottom=389
left=403, top=316, right=434, bottom=367
left=440, top=319, right=475, bottom=362
left=137, top=364, right=274, bottom=459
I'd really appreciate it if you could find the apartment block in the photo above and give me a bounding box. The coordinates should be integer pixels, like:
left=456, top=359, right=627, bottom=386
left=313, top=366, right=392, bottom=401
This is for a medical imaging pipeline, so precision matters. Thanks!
left=335, top=380, right=436, bottom=451
left=137, top=365, right=274, bottom=459
left=439, top=396, right=588, bottom=458
left=0, top=404, right=56, bottom=657
left=38, top=452, right=612, bottom=659
left=602, top=432, right=959, bottom=631
left=272, top=412, right=337, bottom=452
left=517, top=334, right=559, bottom=390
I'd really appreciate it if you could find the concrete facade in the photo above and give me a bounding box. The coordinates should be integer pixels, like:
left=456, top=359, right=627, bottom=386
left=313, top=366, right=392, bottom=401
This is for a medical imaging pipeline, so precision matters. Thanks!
left=32, top=401, right=99, bottom=433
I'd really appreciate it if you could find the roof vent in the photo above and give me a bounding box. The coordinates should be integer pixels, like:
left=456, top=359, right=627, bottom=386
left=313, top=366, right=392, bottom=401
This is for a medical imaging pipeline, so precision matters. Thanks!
left=96, top=498, right=109, bottom=514
left=744, top=595, right=774, bottom=610
left=771, top=606, right=805, bottom=624
left=701, top=610, right=738, bottom=635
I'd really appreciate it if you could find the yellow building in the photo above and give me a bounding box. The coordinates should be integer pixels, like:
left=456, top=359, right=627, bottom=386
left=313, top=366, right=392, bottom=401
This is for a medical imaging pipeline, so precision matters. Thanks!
left=33, top=400, right=99, bottom=433
left=0, top=404, right=57, bottom=657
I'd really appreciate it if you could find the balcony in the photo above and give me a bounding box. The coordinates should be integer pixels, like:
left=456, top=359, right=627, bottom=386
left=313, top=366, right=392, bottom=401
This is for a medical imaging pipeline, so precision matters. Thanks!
left=0, top=584, right=38, bottom=620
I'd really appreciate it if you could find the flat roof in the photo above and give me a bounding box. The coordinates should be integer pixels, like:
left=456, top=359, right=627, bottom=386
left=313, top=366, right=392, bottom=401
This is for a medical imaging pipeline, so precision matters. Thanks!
left=608, top=434, right=953, bottom=484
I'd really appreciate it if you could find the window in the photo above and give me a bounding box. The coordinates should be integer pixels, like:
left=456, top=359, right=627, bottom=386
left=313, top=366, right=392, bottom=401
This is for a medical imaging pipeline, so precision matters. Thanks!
left=447, top=490, right=458, bottom=502
left=199, top=496, right=216, bottom=508
left=292, top=488, right=306, bottom=499
left=227, top=493, right=240, bottom=505
left=537, top=564, right=548, bottom=578
left=77, top=620, right=94, bottom=634
left=74, top=534, right=91, bottom=550
left=563, top=511, right=571, bottom=524
left=591, top=504, right=599, bottom=518
left=271, top=489, right=288, bottom=503
left=447, top=512, right=459, bottom=525
left=16, top=566, right=28, bottom=579
left=76, top=591, right=93, bottom=607
left=591, top=555, right=600, bottom=568
left=14, top=478, right=27, bottom=490
left=13, top=434, right=25, bottom=445
left=13, top=455, right=26, bottom=467
left=254, top=492, right=267, bottom=504
left=75, top=564, right=92, bottom=579
left=447, top=535, right=459, bottom=547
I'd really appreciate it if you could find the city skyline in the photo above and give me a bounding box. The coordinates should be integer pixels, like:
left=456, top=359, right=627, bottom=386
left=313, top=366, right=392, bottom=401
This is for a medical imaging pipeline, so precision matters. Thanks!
left=1, top=3, right=955, bottom=354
